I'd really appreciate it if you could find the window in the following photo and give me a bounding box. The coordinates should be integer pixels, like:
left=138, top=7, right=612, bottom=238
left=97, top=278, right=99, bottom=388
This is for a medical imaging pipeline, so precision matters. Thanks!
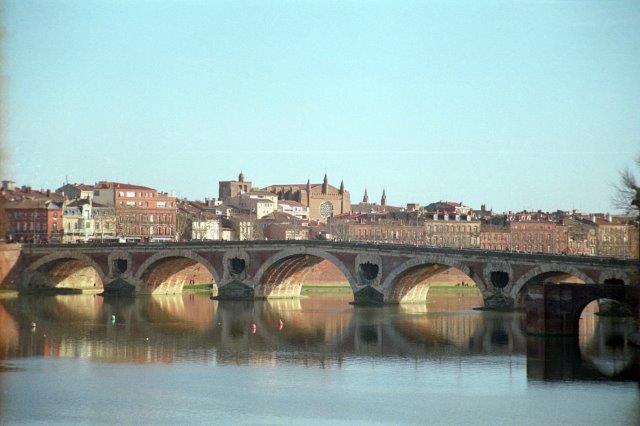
left=126, top=191, right=135, bottom=197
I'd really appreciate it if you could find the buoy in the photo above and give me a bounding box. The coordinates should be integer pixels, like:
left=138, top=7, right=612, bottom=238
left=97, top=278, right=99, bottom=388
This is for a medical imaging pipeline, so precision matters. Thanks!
left=277, top=319, right=284, bottom=331
left=31, top=322, right=36, bottom=329
left=249, top=323, right=257, bottom=334
left=145, top=337, right=149, bottom=341
left=111, top=314, right=116, bottom=323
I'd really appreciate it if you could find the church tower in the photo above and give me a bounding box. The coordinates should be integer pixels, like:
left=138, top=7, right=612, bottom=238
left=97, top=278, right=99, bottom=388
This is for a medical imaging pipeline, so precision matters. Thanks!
left=306, top=179, right=311, bottom=206
left=322, top=173, right=328, bottom=194
left=381, top=189, right=387, bottom=206
left=363, top=188, right=369, bottom=203
left=238, top=171, right=244, bottom=182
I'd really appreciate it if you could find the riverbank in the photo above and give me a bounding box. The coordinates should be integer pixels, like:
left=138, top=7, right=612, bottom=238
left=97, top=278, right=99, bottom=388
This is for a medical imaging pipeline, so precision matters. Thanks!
left=183, top=283, right=214, bottom=293
left=300, top=283, right=481, bottom=295
left=0, top=289, right=18, bottom=298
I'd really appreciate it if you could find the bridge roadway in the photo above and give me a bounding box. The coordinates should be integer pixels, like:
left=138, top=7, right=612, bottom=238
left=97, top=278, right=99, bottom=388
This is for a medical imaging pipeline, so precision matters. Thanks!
left=5, top=240, right=639, bottom=309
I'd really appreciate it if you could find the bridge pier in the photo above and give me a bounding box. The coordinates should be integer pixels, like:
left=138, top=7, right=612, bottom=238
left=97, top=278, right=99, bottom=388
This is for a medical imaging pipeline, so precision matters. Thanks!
left=352, top=286, right=384, bottom=306
left=213, top=281, right=255, bottom=301
left=525, top=283, right=640, bottom=336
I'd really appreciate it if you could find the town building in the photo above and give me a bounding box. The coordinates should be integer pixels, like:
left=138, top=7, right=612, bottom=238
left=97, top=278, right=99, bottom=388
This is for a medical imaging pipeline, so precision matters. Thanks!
left=4, top=198, right=63, bottom=243
left=594, top=215, right=637, bottom=259
left=424, top=201, right=472, bottom=216
left=351, top=189, right=394, bottom=214
left=227, top=190, right=278, bottom=219
left=93, top=181, right=176, bottom=242
left=509, top=221, right=563, bottom=254
left=56, top=183, right=96, bottom=201
left=61, top=199, right=116, bottom=243
left=62, top=199, right=94, bottom=243
left=562, top=217, right=597, bottom=256
left=191, top=217, right=221, bottom=240
left=1, top=181, right=64, bottom=243
left=480, top=223, right=511, bottom=251
left=218, top=171, right=252, bottom=202
left=260, top=212, right=311, bottom=240
left=277, top=200, right=309, bottom=220
left=331, top=211, right=480, bottom=248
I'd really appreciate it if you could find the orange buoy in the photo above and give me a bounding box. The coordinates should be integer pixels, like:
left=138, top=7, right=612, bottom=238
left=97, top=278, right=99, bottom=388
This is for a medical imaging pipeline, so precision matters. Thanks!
left=277, top=319, right=284, bottom=331
left=249, top=323, right=257, bottom=334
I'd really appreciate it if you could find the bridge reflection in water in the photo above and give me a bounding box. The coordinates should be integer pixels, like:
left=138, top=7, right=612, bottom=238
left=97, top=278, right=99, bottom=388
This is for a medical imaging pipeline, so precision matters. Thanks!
left=0, top=293, right=637, bottom=381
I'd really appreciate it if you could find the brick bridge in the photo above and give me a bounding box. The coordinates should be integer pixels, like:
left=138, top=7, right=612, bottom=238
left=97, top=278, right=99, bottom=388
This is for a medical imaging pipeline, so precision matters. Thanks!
left=3, top=241, right=638, bottom=308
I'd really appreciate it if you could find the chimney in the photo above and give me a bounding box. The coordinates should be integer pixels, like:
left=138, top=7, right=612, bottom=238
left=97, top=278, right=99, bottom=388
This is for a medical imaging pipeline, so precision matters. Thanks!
left=46, top=189, right=50, bottom=197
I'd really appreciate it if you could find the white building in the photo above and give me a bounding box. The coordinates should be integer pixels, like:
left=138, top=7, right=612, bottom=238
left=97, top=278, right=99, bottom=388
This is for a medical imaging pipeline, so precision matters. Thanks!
left=227, top=190, right=278, bottom=219
left=191, top=218, right=220, bottom=240
left=277, top=200, right=310, bottom=220
left=62, top=199, right=94, bottom=243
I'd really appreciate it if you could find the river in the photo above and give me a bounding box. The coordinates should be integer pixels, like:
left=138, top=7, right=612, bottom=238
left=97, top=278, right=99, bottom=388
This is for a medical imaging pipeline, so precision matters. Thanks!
left=0, top=291, right=638, bottom=424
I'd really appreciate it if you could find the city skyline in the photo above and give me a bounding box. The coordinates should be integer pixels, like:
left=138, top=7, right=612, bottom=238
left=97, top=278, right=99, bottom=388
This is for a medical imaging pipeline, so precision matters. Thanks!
left=3, top=1, right=640, bottom=212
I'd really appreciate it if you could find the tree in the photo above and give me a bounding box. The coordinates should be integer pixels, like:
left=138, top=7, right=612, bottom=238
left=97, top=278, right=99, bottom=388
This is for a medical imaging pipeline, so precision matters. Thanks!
left=613, top=155, right=640, bottom=258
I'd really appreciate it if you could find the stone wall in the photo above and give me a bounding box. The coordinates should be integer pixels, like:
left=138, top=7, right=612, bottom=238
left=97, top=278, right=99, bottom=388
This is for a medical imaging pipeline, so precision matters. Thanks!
left=303, top=260, right=349, bottom=284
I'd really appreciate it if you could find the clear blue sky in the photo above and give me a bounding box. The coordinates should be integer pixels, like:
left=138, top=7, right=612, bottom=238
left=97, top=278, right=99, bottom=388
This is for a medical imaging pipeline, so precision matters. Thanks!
left=3, top=1, right=639, bottom=212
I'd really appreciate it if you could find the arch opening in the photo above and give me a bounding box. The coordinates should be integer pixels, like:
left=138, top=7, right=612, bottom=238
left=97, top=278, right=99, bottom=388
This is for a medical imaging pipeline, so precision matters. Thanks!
left=24, top=258, right=104, bottom=293
left=256, top=255, right=354, bottom=300
left=140, top=256, right=217, bottom=295
left=386, top=263, right=480, bottom=305
left=515, top=271, right=586, bottom=307
left=578, top=299, right=637, bottom=378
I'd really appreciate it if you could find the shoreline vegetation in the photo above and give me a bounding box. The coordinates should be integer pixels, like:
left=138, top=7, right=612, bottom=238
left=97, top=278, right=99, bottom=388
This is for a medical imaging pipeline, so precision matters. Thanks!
left=300, top=283, right=481, bottom=295
left=0, top=289, right=19, bottom=298
left=0, top=283, right=482, bottom=297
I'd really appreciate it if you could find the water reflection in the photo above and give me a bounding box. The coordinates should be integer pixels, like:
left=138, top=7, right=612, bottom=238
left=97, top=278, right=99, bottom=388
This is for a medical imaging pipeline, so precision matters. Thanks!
left=0, top=293, right=637, bottom=380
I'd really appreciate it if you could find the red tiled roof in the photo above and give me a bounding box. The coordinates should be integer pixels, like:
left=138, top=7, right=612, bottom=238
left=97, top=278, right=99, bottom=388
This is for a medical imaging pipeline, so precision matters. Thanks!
left=95, top=181, right=154, bottom=191
left=279, top=200, right=304, bottom=207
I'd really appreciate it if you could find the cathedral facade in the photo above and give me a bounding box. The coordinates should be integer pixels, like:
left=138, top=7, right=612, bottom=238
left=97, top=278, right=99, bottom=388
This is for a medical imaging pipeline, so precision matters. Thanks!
left=262, top=174, right=350, bottom=222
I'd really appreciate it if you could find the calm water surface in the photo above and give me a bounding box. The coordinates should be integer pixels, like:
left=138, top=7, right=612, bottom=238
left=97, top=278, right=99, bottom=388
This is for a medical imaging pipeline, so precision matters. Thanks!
left=0, top=291, right=638, bottom=425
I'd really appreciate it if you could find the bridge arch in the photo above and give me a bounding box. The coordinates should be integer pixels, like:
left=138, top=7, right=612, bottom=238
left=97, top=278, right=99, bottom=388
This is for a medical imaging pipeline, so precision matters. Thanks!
left=597, top=270, right=630, bottom=286
left=135, top=250, right=220, bottom=294
left=22, top=252, right=107, bottom=291
left=381, top=256, right=487, bottom=304
left=509, top=264, right=593, bottom=302
left=253, top=248, right=358, bottom=298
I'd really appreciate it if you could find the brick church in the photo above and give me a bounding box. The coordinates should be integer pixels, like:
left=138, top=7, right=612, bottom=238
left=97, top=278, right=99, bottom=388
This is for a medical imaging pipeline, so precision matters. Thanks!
left=219, top=172, right=350, bottom=222
left=263, top=174, right=351, bottom=222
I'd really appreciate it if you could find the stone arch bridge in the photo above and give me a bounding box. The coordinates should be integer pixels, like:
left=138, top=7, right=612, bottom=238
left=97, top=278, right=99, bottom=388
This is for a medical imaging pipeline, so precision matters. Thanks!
left=5, top=241, right=639, bottom=307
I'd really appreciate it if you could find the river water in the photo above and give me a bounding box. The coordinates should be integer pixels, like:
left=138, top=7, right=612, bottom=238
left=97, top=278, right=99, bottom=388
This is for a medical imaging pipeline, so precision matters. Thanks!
left=0, top=291, right=638, bottom=424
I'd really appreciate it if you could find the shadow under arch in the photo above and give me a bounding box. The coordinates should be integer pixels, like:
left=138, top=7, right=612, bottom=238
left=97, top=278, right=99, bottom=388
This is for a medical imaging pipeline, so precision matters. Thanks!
left=135, top=251, right=219, bottom=294
left=510, top=264, right=593, bottom=307
left=576, top=299, right=639, bottom=379
left=22, top=252, right=106, bottom=292
left=252, top=248, right=358, bottom=299
left=381, top=256, right=486, bottom=304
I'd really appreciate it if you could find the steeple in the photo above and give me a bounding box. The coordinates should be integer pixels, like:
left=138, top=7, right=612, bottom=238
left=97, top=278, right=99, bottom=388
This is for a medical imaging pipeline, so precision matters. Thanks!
left=322, top=173, right=328, bottom=194
left=381, top=189, right=387, bottom=206
left=363, top=188, right=369, bottom=203
left=339, top=180, right=344, bottom=194
left=238, top=171, right=244, bottom=182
